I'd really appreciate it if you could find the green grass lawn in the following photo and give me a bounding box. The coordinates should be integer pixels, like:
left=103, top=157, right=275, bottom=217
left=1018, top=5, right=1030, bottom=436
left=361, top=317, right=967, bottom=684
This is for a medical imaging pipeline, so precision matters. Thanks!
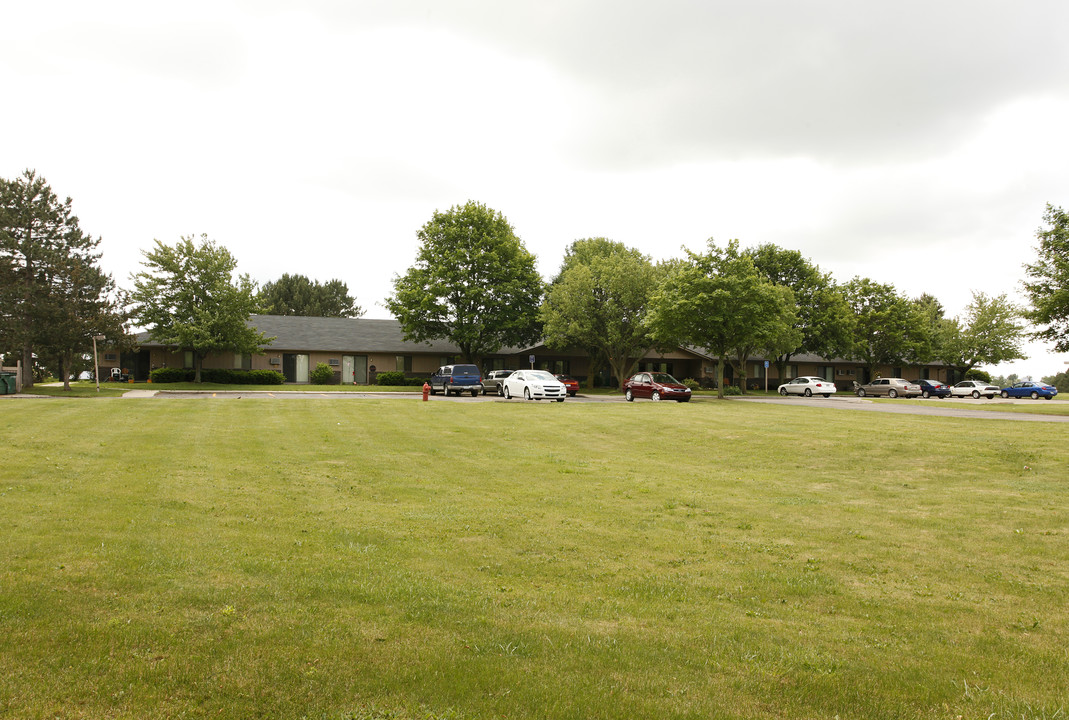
left=1, top=399, right=1066, bottom=719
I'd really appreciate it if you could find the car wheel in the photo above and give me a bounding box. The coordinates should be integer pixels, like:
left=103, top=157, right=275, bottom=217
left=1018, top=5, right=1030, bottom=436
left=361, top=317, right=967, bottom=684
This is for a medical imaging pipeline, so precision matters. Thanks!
left=857, top=389, right=866, bottom=397
left=503, top=385, right=511, bottom=399
left=651, top=391, right=661, bottom=401
left=1045, top=396, right=1053, bottom=400
left=1031, top=391, right=1039, bottom=400
left=524, top=387, right=532, bottom=401
left=922, top=391, right=930, bottom=399
left=972, top=390, right=980, bottom=399
left=498, top=385, right=505, bottom=396
left=888, top=389, right=897, bottom=398
left=471, top=390, right=478, bottom=397
left=823, top=394, right=830, bottom=398
left=678, top=397, right=690, bottom=402
left=556, top=398, right=565, bottom=402
left=625, top=389, right=634, bottom=402
left=779, top=387, right=788, bottom=396
left=1001, top=391, right=1009, bottom=399
left=803, top=388, right=812, bottom=397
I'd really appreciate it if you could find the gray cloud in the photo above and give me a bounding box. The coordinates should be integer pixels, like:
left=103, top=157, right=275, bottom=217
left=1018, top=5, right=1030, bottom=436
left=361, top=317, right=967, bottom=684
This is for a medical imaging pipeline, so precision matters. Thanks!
left=326, top=1, right=1069, bottom=168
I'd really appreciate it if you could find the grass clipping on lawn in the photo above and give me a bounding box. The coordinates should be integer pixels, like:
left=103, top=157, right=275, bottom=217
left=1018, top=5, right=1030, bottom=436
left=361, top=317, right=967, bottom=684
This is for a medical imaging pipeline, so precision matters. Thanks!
left=0, top=399, right=1066, bottom=719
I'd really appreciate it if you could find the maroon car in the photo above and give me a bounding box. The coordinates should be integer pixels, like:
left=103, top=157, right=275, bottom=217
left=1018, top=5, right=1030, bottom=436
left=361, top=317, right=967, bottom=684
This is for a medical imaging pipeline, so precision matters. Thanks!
left=555, top=374, right=579, bottom=397
left=623, top=372, right=692, bottom=402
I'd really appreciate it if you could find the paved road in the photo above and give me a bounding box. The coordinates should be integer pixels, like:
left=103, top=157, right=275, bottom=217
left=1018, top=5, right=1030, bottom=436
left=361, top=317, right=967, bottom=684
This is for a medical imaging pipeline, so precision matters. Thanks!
left=140, top=389, right=618, bottom=403
left=734, top=394, right=1069, bottom=423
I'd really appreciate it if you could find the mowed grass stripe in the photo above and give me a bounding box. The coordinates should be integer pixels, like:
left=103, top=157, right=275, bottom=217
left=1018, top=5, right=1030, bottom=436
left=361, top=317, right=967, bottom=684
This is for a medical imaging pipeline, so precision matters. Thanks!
left=0, top=399, right=1065, bottom=719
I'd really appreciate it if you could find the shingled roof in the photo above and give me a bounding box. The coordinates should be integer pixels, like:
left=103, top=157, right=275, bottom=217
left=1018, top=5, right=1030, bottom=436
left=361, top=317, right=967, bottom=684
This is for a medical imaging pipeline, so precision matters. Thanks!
left=137, top=314, right=469, bottom=354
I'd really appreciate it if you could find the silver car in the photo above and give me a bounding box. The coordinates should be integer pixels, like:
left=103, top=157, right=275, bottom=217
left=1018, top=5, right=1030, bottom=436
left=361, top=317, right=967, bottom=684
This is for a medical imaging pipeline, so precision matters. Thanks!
left=855, top=378, right=921, bottom=398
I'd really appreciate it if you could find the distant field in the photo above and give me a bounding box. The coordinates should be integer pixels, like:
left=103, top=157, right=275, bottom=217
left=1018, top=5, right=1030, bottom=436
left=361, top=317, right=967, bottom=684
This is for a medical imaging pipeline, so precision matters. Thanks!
left=1, top=399, right=1066, bottom=719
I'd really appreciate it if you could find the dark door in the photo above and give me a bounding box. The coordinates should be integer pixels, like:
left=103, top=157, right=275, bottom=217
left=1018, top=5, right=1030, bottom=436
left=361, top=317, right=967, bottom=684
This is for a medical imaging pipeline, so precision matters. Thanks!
left=282, top=354, right=297, bottom=383
left=122, top=350, right=152, bottom=381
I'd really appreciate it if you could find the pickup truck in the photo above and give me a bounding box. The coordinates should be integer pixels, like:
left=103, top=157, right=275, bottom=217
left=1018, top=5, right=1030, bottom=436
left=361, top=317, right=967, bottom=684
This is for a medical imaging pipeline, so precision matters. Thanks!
left=481, top=369, right=513, bottom=396
left=429, top=364, right=483, bottom=397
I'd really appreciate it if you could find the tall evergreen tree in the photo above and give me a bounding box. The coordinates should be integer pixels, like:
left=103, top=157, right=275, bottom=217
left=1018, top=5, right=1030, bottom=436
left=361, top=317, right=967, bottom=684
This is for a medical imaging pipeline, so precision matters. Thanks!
left=258, top=274, right=363, bottom=317
left=0, top=170, right=110, bottom=388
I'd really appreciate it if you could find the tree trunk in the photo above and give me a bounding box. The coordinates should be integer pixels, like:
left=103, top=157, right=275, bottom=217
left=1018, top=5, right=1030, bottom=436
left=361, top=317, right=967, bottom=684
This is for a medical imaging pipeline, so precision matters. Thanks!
left=194, top=353, right=203, bottom=383
left=21, top=345, right=34, bottom=388
left=715, top=359, right=725, bottom=399
left=61, top=354, right=72, bottom=391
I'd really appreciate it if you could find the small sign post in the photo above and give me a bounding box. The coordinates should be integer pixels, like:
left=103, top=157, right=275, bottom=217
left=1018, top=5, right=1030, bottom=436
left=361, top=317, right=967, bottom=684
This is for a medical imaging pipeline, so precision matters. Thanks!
left=529, top=354, right=535, bottom=369
left=764, top=360, right=770, bottom=393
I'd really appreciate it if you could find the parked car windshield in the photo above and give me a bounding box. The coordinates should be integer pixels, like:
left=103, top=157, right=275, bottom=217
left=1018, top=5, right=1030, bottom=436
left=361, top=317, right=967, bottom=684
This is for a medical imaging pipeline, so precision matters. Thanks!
left=528, top=370, right=556, bottom=381
left=649, top=373, right=681, bottom=384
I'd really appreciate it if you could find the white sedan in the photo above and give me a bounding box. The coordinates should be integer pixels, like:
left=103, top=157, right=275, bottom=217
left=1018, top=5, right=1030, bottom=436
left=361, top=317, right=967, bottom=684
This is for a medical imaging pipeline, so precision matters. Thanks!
left=502, top=370, right=567, bottom=401
left=949, top=380, right=999, bottom=399
left=777, top=376, right=837, bottom=398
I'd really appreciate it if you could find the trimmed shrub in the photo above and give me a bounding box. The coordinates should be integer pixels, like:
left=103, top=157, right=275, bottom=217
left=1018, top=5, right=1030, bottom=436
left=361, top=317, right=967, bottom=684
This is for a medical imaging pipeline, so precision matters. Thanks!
left=149, top=367, right=284, bottom=385
left=309, top=362, right=335, bottom=385
left=376, top=371, right=406, bottom=386
left=150, top=367, right=194, bottom=383
left=682, top=378, right=700, bottom=391
left=722, top=385, right=742, bottom=396
left=245, top=369, right=284, bottom=385
left=405, top=376, right=428, bottom=386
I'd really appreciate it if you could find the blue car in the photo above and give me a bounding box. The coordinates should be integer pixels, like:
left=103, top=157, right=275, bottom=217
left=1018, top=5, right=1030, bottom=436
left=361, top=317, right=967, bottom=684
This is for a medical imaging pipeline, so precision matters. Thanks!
left=999, top=381, right=1058, bottom=400
left=911, top=379, right=951, bottom=398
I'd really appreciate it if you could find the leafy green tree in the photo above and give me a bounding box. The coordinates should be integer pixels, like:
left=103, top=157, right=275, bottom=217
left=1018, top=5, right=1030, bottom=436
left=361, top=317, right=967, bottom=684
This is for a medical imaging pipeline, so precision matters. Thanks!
left=540, top=238, right=660, bottom=389
left=1023, top=203, right=1069, bottom=351
left=842, top=277, right=930, bottom=378
left=129, top=235, right=273, bottom=383
left=648, top=240, right=795, bottom=399
left=0, top=170, right=105, bottom=388
left=386, top=201, right=543, bottom=363
left=744, top=244, right=852, bottom=382
left=258, top=274, right=363, bottom=317
left=1041, top=370, right=1069, bottom=393
left=937, top=291, right=1026, bottom=377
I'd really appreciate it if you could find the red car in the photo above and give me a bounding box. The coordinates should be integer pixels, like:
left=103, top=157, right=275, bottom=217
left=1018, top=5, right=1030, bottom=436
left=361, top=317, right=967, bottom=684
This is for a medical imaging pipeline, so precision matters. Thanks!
left=555, top=374, right=579, bottom=396
left=623, top=372, right=692, bottom=402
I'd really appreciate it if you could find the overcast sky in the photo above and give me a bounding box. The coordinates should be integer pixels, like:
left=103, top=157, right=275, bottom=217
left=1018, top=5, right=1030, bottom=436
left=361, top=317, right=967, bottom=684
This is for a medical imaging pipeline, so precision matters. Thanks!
left=4, top=2, right=1068, bottom=378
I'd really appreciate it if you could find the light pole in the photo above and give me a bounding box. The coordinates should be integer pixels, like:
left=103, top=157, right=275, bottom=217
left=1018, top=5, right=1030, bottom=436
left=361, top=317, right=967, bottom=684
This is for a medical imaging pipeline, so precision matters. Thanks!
left=92, top=335, right=106, bottom=393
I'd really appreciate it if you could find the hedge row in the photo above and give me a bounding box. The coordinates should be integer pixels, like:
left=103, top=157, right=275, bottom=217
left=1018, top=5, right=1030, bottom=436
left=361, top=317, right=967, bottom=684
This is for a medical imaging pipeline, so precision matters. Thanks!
left=149, top=367, right=284, bottom=385
left=374, top=371, right=427, bottom=386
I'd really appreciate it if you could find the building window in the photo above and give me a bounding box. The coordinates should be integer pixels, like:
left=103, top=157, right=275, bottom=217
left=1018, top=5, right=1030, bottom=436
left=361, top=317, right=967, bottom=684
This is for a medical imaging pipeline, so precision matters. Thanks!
left=184, top=351, right=194, bottom=368
left=395, top=355, right=412, bottom=372
left=234, top=353, right=245, bottom=369
left=817, top=365, right=834, bottom=381
left=104, top=353, right=117, bottom=362
left=752, top=363, right=766, bottom=379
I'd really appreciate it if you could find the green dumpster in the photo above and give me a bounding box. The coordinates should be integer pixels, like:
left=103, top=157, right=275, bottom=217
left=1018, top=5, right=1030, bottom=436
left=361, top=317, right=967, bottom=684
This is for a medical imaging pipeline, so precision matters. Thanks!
left=0, top=372, right=16, bottom=394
